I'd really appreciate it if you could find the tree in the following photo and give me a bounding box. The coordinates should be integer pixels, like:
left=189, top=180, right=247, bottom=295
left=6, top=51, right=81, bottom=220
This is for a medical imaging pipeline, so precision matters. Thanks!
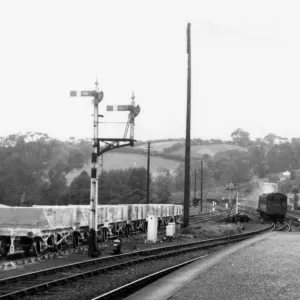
left=231, top=128, right=250, bottom=147
left=67, top=171, right=90, bottom=205
left=153, top=168, right=173, bottom=203
left=263, top=133, right=278, bottom=145
left=265, top=144, right=295, bottom=174
left=202, top=154, right=210, bottom=162
left=43, top=161, right=68, bottom=205
left=174, top=164, right=185, bottom=190
left=248, top=145, right=267, bottom=178
left=292, top=186, right=299, bottom=207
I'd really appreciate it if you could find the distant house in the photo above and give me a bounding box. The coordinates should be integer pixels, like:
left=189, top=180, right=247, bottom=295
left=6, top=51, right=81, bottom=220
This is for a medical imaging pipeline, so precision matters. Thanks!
left=274, top=137, right=289, bottom=145
left=279, top=171, right=291, bottom=182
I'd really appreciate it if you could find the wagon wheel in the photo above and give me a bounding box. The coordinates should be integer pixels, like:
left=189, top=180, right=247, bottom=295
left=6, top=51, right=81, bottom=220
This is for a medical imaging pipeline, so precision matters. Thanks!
left=66, top=232, right=73, bottom=249
left=73, top=232, right=79, bottom=248
left=33, top=239, right=45, bottom=256
left=102, top=228, right=109, bottom=242
left=21, top=237, right=33, bottom=256
left=0, top=239, right=9, bottom=258
left=125, top=224, right=131, bottom=238
left=55, top=241, right=62, bottom=252
left=22, top=245, right=32, bottom=256
left=53, top=234, right=63, bottom=252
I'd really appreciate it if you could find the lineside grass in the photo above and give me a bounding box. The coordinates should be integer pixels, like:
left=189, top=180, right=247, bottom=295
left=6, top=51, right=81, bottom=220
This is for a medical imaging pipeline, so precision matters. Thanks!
left=180, top=223, right=240, bottom=239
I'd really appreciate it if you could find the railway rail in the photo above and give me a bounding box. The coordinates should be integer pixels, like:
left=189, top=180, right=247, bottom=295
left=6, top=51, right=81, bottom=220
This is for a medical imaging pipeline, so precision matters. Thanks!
left=286, top=210, right=300, bottom=220
left=91, top=255, right=208, bottom=300
left=0, top=224, right=273, bottom=300
left=90, top=221, right=288, bottom=300
left=271, top=222, right=291, bottom=232
left=240, top=205, right=297, bottom=231
left=189, top=207, right=237, bottom=224
left=189, top=212, right=228, bottom=224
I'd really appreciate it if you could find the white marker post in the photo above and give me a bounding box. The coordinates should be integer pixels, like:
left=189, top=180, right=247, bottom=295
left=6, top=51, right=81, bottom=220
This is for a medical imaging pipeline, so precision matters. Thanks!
left=236, top=191, right=239, bottom=215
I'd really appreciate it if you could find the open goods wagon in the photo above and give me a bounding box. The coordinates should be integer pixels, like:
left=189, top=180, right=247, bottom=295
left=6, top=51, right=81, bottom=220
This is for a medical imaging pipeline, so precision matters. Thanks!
left=257, top=193, right=287, bottom=222
left=0, top=204, right=182, bottom=257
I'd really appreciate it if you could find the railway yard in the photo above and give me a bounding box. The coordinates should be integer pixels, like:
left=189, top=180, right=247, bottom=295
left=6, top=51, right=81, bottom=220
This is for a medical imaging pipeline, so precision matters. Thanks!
left=0, top=203, right=299, bottom=300
left=3, top=3, right=300, bottom=299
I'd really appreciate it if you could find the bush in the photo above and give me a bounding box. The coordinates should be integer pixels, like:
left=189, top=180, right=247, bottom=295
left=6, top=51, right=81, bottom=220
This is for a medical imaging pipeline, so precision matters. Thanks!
left=184, top=223, right=239, bottom=238
left=180, top=227, right=198, bottom=235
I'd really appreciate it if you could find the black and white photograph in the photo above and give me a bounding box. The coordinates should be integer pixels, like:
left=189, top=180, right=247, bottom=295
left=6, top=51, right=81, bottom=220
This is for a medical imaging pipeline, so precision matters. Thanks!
left=0, top=1, right=300, bottom=299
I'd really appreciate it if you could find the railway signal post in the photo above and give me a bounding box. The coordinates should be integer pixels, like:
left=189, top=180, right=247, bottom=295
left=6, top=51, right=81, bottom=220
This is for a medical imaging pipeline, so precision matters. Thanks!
left=225, top=181, right=238, bottom=218
left=71, top=84, right=140, bottom=256
left=70, top=81, right=104, bottom=257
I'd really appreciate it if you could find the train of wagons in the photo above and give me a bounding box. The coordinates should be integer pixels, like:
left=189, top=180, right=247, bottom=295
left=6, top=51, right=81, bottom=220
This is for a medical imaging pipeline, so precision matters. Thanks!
left=257, top=192, right=287, bottom=222
left=0, top=204, right=183, bottom=257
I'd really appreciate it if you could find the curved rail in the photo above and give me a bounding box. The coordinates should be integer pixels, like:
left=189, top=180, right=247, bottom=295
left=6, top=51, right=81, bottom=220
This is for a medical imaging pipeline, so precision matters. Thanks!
left=240, top=204, right=299, bottom=230
left=189, top=207, right=237, bottom=224
left=90, top=224, right=274, bottom=300
left=189, top=212, right=228, bottom=224
left=91, top=255, right=209, bottom=300
left=0, top=223, right=273, bottom=299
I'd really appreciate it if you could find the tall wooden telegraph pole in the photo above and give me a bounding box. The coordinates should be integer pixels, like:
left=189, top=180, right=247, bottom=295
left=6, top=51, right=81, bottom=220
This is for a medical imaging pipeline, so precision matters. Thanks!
left=183, top=23, right=191, bottom=228
left=200, top=159, right=203, bottom=212
left=147, top=141, right=150, bottom=205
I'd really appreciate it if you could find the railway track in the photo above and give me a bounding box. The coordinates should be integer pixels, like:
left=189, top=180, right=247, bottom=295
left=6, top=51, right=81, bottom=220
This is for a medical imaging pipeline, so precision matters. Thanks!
left=284, top=214, right=300, bottom=228
left=189, top=212, right=228, bottom=224
left=240, top=205, right=294, bottom=232
left=0, top=224, right=273, bottom=300
left=271, top=222, right=291, bottom=232
left=286, top=210, right=300, bottom=220
left=91, top=255, right=208, bottom=300
left=189, top=207, right=237, bottom=224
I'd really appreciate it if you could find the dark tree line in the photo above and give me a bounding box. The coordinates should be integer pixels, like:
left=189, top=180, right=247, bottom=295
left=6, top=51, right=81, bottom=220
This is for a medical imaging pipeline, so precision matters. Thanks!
left=0, top=133, right=88, bottom=206
left=64, top=167, right=175, bottom=205
left=2, top=130, right=300, bottom=206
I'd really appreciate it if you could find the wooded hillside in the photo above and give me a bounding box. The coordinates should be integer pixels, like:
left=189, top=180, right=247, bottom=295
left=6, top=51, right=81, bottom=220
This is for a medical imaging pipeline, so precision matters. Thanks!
left=1, top=129, right=300, bottom=206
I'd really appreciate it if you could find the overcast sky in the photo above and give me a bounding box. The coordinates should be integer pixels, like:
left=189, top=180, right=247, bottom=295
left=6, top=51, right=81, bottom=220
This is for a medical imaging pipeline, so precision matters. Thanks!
left=1, top=0, right=300, bottom=142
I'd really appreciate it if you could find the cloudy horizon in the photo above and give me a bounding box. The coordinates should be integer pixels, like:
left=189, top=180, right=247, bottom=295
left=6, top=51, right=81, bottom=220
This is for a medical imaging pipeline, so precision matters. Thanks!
left=1, top=1, right=300, bottom=142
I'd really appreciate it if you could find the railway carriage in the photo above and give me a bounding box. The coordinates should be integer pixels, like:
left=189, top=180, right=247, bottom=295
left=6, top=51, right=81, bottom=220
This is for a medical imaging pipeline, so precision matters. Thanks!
left=0, top=203, right=182, bottom=257
left=257, top=193, right=287, bottom=222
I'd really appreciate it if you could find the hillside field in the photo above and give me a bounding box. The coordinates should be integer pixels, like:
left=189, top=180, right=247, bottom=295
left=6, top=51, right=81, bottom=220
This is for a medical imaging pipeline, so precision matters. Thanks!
left=171, top=144, right=247, bottom=158
left=66, top=152, right=181, bottom=185
left=136, top=141, right=181, bottom=152
left=136, top=142, right=247, bottom=158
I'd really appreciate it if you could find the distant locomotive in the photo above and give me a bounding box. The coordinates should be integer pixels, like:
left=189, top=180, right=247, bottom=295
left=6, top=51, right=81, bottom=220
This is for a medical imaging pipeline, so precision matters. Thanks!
left=257, top=193, right=287, bottom=222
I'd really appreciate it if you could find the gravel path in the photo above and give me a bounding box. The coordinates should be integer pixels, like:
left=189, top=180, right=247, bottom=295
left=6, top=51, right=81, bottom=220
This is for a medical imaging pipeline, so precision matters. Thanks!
left=169, top=232, right=300, bottom=300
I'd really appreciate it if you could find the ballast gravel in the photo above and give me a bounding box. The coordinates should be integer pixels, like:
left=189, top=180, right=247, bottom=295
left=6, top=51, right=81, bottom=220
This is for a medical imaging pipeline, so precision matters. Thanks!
left=0, top=223, right=263, bottom=279
left=22, top=247, right=222, bottom=300
left=169, top=232, right=300, bottom=300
